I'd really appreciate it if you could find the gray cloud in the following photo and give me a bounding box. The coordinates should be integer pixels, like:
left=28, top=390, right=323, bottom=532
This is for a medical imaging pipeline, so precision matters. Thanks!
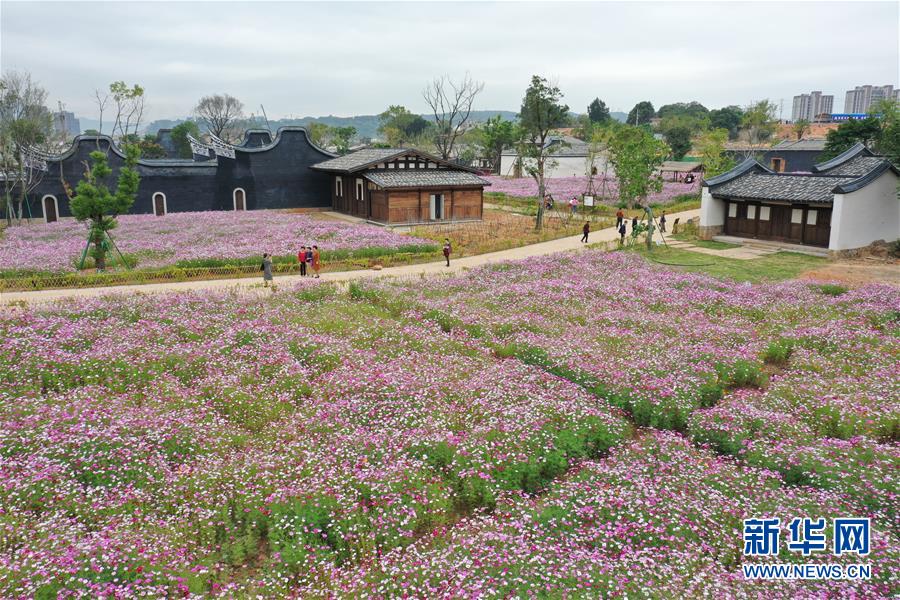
left=2, top=1, right=897, bottom=121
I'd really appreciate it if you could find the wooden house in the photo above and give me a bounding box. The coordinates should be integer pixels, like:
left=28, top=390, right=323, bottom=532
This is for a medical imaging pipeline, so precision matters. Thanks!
left=311, top=148, right=488, bottom=225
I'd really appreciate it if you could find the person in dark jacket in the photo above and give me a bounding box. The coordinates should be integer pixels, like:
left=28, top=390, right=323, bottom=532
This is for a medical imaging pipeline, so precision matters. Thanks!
left=619, top=221, right=627, bottom=245
left=298, top=246, right=307, bottom=277
left=632, top=216, right=639, bottom=232
left=305, top=245, right=313, bottom=273
left=581, top=220, right=590, bottom=243
left=659, top=211, right=667, bottom=233
left=262, top=253, right=273, bottom=287
left=442, top=238, right=452, bottom=267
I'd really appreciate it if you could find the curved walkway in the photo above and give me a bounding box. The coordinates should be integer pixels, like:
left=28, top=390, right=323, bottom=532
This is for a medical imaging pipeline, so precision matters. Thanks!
left=1, top=210, right=700, bottom=306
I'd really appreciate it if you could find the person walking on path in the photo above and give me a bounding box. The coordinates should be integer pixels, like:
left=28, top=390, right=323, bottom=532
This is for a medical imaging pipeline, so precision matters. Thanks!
left=298, top=246, right=307, bottom=277
left=616, top=208, right=624, bottom=229
left=581, top=220, right=590, bottom=244
left=618, top=221, right=627, bottom=245
left=305, top=246, right=313, bottom=274
left=659, top=211, right=667, bottom=233
left=442, top=238, right=452, bottom=267
left=569, top=196, right=579, bottom=215
left=262, top=253, right=273, bottom=287
left=632, top=216, right=639, bottom=232
left=312, top=245, right=321, bottom=278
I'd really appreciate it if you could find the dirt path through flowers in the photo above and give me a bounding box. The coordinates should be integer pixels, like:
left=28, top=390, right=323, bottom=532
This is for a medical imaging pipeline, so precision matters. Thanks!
left=2, top=209, right=699, bottom=306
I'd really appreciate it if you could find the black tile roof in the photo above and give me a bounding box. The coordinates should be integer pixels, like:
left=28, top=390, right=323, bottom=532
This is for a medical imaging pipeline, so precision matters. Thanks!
left=819, top=155, right=887, bottom=177
left=811, top=142, right=871, bottom=172
left=311, top=148, right=408, bottom=172
left=364, top=170, right=489, bottom=189
left=312, top=147, right=478, bottom=173
left=710, top=173, right=855, bottom=204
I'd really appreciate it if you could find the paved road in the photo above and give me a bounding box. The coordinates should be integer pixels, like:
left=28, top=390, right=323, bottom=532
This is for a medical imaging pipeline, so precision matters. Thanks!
left=1, top=210, right=700, bottom=306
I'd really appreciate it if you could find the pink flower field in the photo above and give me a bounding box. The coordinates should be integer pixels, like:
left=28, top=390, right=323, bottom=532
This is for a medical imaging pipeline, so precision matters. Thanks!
left=483, top=175, right=699, bottom=206
left=1, top=251, right=897, bottom=597
left=0, top=210, right=434, bottom=273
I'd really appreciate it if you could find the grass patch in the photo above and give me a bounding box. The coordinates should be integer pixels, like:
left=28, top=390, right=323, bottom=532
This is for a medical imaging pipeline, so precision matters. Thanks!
left=634, top=247, right=827, bottom=283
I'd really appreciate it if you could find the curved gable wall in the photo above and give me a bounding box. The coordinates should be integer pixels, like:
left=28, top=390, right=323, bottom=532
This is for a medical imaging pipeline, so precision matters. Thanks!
left=28, top=129, right=333, bottom=218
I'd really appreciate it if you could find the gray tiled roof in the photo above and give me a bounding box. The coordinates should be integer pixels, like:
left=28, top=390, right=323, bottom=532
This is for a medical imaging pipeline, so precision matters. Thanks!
left=816, top=155, right=886, bottom=177
left=364, top=170, right=489, bottom=189
left=770, top=139, right=828, bottom=151
left=312, top=148, right=407, bottom=172
left=710, top=174, right=855, bottom=204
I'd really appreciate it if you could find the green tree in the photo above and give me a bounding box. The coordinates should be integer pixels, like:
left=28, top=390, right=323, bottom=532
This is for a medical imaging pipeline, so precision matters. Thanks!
left=0, top=70, right=56, bottom=224
left=741, top=100, right=778, bottom=149
left=661, top=124, right=693, bottom=160
left=604, top=124, right=668, bottom=209
left=517, top=75, right=569, bottom=231
left=792, top=119, right=810, bottom=140
left=478, top=114, right=519, bottom=173
left=170, top=120, right=201, bottom=158
left=695, top=128, right=735, bottom=178
left=307, top=122, right=328, bottom=147
left=871, top=99, right=900, bottom=166
left=330, top=125, right=357, bottom=155
left=137, top=137, right=167, bottom=158
left=626, top=101, right=655, bottom=126
left=709, top=106, right=743, bottom=140
left=587, top=97, right=610, bottom=124
left=657, top=101, right=709, bottom=121
left=377, top=105, right=431, bottom=146
left=69, top=145, right=141, bottom=271
left=820, top=117, right=883, bottom=161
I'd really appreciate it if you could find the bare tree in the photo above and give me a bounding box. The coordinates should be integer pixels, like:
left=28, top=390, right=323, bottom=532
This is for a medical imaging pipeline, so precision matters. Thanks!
left=194, top=94, right=245, bottom=142
left=423, top=73, right=484, bottom=160
left=0, top=70, right=57, bottom=223
left=92, top=81, right=145, bottom=145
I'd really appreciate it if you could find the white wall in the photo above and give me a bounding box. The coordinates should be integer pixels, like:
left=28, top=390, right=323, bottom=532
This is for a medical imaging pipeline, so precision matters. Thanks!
left=699, top=186, right=725, bottom=228
left=829, top=171, right=900, bottom=250
left=498, top=153, right=613, bottom=179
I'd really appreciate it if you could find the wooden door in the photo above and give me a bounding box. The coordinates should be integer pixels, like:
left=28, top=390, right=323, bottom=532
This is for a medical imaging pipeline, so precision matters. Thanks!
left=736, top=204, right=757, bottom=236
left=43, top=196, right=57, bottom=223
left=153, top=193, right=165, bottom=216
left=787, top=207, right=804, bottom=244
left=725, top=202, right=738, bottom=235
left=235, top=189, right=245, bottom=211
left=804, top=208, right=831, bottom=247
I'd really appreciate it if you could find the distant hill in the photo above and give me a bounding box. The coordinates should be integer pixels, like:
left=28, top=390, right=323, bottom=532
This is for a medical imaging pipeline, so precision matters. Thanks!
left=127, top=109, right=623, bottom=139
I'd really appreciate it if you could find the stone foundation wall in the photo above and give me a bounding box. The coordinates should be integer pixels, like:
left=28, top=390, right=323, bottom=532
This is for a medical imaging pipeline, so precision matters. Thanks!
left=698, top=224, right=723, bottom=240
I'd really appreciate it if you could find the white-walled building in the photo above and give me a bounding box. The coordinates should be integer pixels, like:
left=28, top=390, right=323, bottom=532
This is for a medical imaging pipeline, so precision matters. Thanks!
left=499, top=135, right=612, bottom=179
left=700, top=143, right=898, bottom=253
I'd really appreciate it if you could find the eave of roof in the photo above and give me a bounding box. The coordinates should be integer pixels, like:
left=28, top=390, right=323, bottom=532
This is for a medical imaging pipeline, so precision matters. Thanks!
left=702, top=158, right=772, bottom=187
left=363, top=170, right=490, bottom=189
left=832, top=160, right=899, bottom=193
left=312, top=148, right=478, bottom=173
left=811, top=142, right=871, bottom=172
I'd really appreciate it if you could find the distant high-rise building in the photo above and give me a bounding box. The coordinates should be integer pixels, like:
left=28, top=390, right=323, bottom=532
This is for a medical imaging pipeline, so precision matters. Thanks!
left=791, top=91, right=833, bottom=122
left=52, top=111, right=81, bottom=137
left=844, top=85, right=896, bottom=113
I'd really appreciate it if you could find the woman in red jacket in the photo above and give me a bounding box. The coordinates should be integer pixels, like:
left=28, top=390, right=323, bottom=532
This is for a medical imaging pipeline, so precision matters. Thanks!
left=297, top=246, right=307, bottom=276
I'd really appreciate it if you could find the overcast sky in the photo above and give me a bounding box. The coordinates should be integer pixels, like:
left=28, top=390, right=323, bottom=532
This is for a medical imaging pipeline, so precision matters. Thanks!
left=2, top=1, right=898, bottom=122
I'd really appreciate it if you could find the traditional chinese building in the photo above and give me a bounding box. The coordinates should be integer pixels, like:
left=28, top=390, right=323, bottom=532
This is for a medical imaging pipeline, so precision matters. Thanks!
left=311, top=148, right=488, bottom=224
left=28, top=127, right=335, bottom=221
left=700, top=143, right=899, bottom=252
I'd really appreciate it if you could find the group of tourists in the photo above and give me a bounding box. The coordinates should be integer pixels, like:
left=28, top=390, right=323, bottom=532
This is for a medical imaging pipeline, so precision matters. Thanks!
left=614, top=209, right=668, bottom=245
left=261, top=245, right=321, bottom=287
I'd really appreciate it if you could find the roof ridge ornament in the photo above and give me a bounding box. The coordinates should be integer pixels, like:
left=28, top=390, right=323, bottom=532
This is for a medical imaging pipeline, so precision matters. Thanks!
left=187, top=134, right=213, bottom=158
left=207, top=133, right=237, bottom=159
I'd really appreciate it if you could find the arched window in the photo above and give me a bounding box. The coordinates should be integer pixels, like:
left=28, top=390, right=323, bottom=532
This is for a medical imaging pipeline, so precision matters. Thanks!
left=152, top=192, right=167, bottom=216
left=233, top=188, right=247, bottom=211
left=42, top=195, right=59, bottom=223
